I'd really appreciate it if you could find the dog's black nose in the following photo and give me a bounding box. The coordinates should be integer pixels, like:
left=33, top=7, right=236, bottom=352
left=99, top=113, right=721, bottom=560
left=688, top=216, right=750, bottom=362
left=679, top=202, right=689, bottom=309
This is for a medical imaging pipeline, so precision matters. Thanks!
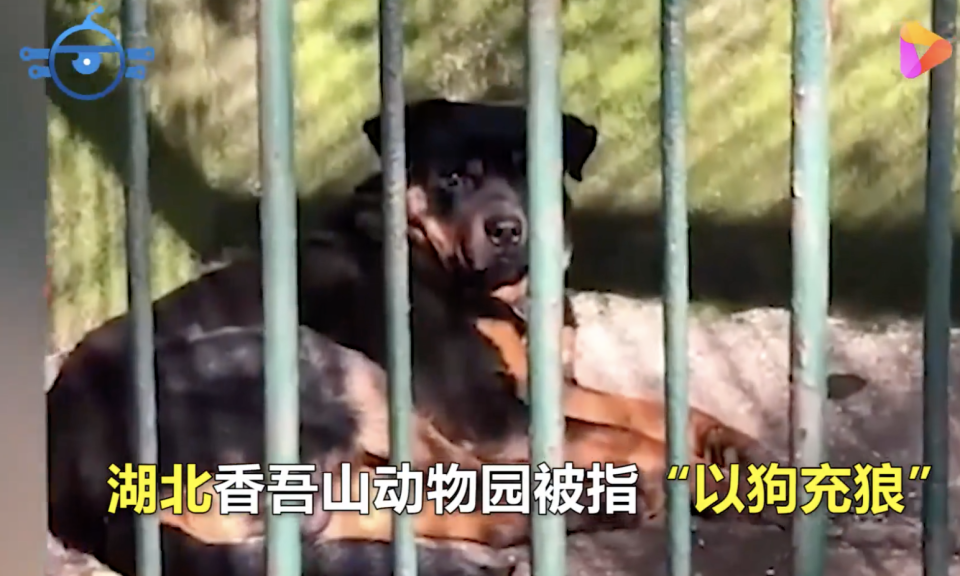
left=484, top=215, right=524, bottom=247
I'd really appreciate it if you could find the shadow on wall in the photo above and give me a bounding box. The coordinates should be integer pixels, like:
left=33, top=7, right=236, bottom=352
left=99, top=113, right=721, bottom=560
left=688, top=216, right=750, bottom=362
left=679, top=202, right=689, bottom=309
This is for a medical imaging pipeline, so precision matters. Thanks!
left=567, top=289, right=960, bottom=572
left=568, top=204, right=960, bottom=321
left=45, top=4, right=363, bottom=262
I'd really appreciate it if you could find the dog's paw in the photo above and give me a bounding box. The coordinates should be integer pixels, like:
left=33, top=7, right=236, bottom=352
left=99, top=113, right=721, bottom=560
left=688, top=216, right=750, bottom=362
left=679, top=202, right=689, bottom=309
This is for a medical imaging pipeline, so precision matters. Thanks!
left=701, top=427, right=743, bottom=469
left=483, top=512, right=531, bottom=550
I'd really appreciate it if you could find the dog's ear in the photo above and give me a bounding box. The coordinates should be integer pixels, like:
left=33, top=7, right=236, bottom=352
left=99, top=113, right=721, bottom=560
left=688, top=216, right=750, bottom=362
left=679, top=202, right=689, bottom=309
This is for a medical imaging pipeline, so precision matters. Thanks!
left=347, top=172, right=395, bottom=239
left=362, top=99, right=599, bottom=180
left=560, top=114, right=598, bottom=182
left=361, top=113, right=384, bottom=159
left=362, top=99, right=459, bottom=166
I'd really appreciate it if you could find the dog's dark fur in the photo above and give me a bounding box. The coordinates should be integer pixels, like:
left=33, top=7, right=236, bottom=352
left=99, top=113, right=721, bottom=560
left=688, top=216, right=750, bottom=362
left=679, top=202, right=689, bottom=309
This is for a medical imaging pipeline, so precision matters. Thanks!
left=47, top=99, right=599, bottom=576
left=50, top=324, right=517, bottom=576
left=51, top=326, right=344, bottom=576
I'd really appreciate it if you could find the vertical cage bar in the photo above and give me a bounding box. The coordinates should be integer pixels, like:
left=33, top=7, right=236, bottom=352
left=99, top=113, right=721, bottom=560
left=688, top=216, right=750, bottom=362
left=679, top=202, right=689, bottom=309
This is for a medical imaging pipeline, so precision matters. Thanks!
left=921, top=1, right=956, bottom=574
left=789, top=0, right=831, bottom=573
left=525, top=0, right=566, bottom=574
left=257, top=0, right=301, bottom=573
left=121, top=0, right=159, bottom=575
left=660, top=0, right=691, bottom=573
left=378, top=0, right=415, bottom=574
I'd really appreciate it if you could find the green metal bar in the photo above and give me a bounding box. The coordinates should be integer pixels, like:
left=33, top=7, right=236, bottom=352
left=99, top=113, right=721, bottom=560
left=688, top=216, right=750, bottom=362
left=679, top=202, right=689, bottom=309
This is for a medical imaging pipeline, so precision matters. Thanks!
left=378, top=0, right=415, bottom=574
left=257, top=0, right=301, bottom=573
left=921, top=1, right=956, bottom=575
left=525, top=0, right=566, bottom=574
left=121, top=1, right=160, bottom=575
left=789, top=0, right=830, bottom=573
left=660, top=0, right=690, bottom=573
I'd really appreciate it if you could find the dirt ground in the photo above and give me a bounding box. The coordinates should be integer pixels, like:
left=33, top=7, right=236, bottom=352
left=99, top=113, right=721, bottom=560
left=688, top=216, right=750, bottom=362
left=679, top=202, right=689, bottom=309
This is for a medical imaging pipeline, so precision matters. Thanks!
left=45, top=291, right=960, bottom=576
left=557, top=292, right=960, bottom=576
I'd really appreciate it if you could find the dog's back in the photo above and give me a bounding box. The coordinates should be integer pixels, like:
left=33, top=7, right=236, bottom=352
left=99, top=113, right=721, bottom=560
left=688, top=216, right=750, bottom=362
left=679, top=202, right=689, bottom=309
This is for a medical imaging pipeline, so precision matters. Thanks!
left=48, top=322, right=514, bottom=576
left=47, top=325, right=359, bottom=573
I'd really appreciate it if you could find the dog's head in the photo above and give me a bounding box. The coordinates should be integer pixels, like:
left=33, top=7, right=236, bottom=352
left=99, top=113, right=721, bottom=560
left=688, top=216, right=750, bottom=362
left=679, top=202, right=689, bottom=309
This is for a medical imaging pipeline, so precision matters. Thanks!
left=357, top=98, right=598, bottom=295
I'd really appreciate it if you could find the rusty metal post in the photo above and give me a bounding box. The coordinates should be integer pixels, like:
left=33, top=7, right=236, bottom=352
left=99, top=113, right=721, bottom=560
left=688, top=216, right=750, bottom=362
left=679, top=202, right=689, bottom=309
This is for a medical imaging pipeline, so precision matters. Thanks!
left=378, top=0, right=416, bottom=572
left=789, top=0, right=831, bottom=573
left=526, top=0, right=567, bottom=573
left=257, top=0, right=302, bottom=572
left=660, top=0, right=691, bottom=573
left=921, top=1, right=956, bottom=575
left=121, top=0, right=159, bottom=574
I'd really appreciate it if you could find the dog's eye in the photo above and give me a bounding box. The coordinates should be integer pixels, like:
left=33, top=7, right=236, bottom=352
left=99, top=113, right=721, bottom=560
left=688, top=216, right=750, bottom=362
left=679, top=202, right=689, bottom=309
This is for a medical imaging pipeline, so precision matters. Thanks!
left=511, top=150, right=527, bottom=169
left=439, top=173, right=464, bottom=193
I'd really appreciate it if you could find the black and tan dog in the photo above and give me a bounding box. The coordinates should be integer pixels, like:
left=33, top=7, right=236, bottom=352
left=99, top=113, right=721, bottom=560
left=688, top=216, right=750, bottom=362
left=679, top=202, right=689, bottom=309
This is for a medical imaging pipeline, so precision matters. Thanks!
left=473, top=294, right=778, bottom=524
left=47, top=99, right=603, bottom=576
left=353, top=102, right=793, bottom=527
left=50, top=323, right=522, bottom=576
